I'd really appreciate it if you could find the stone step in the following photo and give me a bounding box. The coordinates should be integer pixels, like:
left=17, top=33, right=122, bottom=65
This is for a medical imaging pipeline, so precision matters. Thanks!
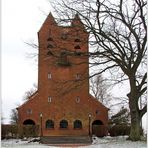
left=40, top=136, right=92, bottom=144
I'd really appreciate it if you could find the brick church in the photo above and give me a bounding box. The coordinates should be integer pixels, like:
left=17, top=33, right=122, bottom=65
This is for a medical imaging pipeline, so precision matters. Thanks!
left=17, top=13, right=108, bottom=137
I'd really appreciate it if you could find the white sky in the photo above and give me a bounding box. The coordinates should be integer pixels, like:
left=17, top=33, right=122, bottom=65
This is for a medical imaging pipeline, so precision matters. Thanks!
left=1, top=0, right=52, bottom=123
left=1, top=0, right=147, bottom=131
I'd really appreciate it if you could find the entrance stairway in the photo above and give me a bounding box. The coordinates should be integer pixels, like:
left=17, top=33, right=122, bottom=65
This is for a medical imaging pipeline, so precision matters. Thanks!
left=40, top=136, right=92, bottom=144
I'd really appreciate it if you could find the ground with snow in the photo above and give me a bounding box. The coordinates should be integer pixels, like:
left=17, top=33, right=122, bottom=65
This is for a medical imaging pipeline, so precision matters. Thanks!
left=1, top=136, right=147, bottom=148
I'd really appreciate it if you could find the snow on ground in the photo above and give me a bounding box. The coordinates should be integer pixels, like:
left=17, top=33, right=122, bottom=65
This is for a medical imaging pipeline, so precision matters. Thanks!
left=1, top=136, right=147, bottom=148
left=1, top=138, right=51, bottom=148
left=87, top=136, right=147, bottom=148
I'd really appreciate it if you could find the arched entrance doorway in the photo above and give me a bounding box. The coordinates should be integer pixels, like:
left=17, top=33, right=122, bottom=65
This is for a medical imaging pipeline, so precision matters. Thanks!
left=92, top=120, right=106, bottom=137
left=22, top=119, right=37, bottom=137
left=23, top=119, right=35, bottom=125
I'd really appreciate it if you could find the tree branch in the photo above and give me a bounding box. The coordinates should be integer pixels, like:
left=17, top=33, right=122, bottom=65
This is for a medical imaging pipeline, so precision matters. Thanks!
left=140, top=104, right=147, bottom=118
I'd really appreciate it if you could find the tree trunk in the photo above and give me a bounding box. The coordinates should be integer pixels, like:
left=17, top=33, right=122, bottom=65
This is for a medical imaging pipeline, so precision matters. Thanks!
left=129, top=107, right=141, bottom=141
left=128, top=76, right=142, bottom=141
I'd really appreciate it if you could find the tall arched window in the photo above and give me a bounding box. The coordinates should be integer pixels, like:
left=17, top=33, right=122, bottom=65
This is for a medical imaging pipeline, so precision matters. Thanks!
left=60, top=120, right=68, bottom=129
left=46, top=120, right=54, bottom=129
left=74, top=120, right=82, bottom=129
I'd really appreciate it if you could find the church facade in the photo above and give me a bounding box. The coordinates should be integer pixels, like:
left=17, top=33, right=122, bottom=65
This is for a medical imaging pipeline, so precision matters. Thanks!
left=17, top=13, right=108, bottom=137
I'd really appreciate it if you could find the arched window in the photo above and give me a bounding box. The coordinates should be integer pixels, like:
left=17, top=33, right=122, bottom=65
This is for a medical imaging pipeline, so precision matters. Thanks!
left=60, top=120, right=68, bottom=129
left=46, top=120, right=54, bottom=129
left=74, top=120, right=82, bottom=129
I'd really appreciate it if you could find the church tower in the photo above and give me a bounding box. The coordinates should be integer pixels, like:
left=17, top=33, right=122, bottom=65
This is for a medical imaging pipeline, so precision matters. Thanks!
left=17, top=13, right=108, bottom=137
left=38, top=13, right=89, bottom=102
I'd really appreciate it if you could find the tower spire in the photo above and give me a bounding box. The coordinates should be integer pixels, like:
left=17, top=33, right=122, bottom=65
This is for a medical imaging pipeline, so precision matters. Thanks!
left=72, top=13, right=82, bottom=26
left=71, top=13, right=87, bottom=32
left=38, top=12, right=56, bottom=33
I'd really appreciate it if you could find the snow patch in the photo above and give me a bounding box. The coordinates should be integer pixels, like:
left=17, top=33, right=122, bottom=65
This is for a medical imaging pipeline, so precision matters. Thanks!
left=1, top=136, right=147, bottom=148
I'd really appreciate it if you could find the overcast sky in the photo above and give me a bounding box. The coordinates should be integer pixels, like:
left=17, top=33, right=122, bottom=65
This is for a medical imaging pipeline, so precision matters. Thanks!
left=2, top=0, right=52, bottom=123
left=1, top=0, right=147, bottom=131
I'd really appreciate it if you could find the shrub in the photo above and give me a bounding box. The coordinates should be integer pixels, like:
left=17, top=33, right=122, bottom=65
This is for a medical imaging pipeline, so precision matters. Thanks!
left=22, top=125, right=39, bottom=138
left=109, top=125, right=131, bottom=136
left=2, top=124, right=39, bottom=139
left=1, top=125, right=18, bottom=139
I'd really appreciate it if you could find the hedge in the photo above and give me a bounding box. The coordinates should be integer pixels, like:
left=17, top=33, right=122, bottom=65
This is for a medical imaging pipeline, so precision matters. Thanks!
left=108, top=125, right=131, bottom=136
left=108, top=125, right=144, bottom=137
left=2, top=124, right=39, bottom=139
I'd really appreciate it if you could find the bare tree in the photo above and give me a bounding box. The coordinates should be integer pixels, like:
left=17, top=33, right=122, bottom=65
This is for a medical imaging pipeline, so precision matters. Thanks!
left=10, top=84, right=37, bottom=124
left=23, top=83, right=38, bottom=101
left=49, top=0, right=147, bottom=141
left=90, top=74, right=112, bottom=107
left=90, top=75, right=129, bottom=117
left=1, top=114, right=5, bottom=124
left=10, top=109, right=18, bottom=125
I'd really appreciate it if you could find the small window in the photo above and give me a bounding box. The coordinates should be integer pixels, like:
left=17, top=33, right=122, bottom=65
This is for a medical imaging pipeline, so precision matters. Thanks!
left=61, top=33, right=68, bottom=40
left=26, top=109, right=32, bottom=114
left=74, top=120, right=82, bottom=129
left=48, top=96, right=52, bottom=102
left=75, top=50, right=82, bottom=56
left=48, top=73, right=52, bottom=79
left=76, top=73, right=81, bottom=80
left=60, top=120, right=68, bottom=129
left=74, top=45, right=81, bottom=49
left=74, top=39, right=81, bottom=42
left=47, top=37, right=53, bottom=41
left=96, top=110, right=99, bottom=115
left=46, top=120, right=54, bottom=129
left=47, top=50, right=53, bottom=56
left=47, top=44, right=54, bottom=48
left=76, top=96, right=80, bottom=103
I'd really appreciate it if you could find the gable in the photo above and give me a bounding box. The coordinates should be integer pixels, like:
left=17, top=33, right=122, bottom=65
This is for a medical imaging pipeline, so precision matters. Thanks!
left=89, top=94, right=109, bottom=111
left=17, top=91, right=39, bottom=110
